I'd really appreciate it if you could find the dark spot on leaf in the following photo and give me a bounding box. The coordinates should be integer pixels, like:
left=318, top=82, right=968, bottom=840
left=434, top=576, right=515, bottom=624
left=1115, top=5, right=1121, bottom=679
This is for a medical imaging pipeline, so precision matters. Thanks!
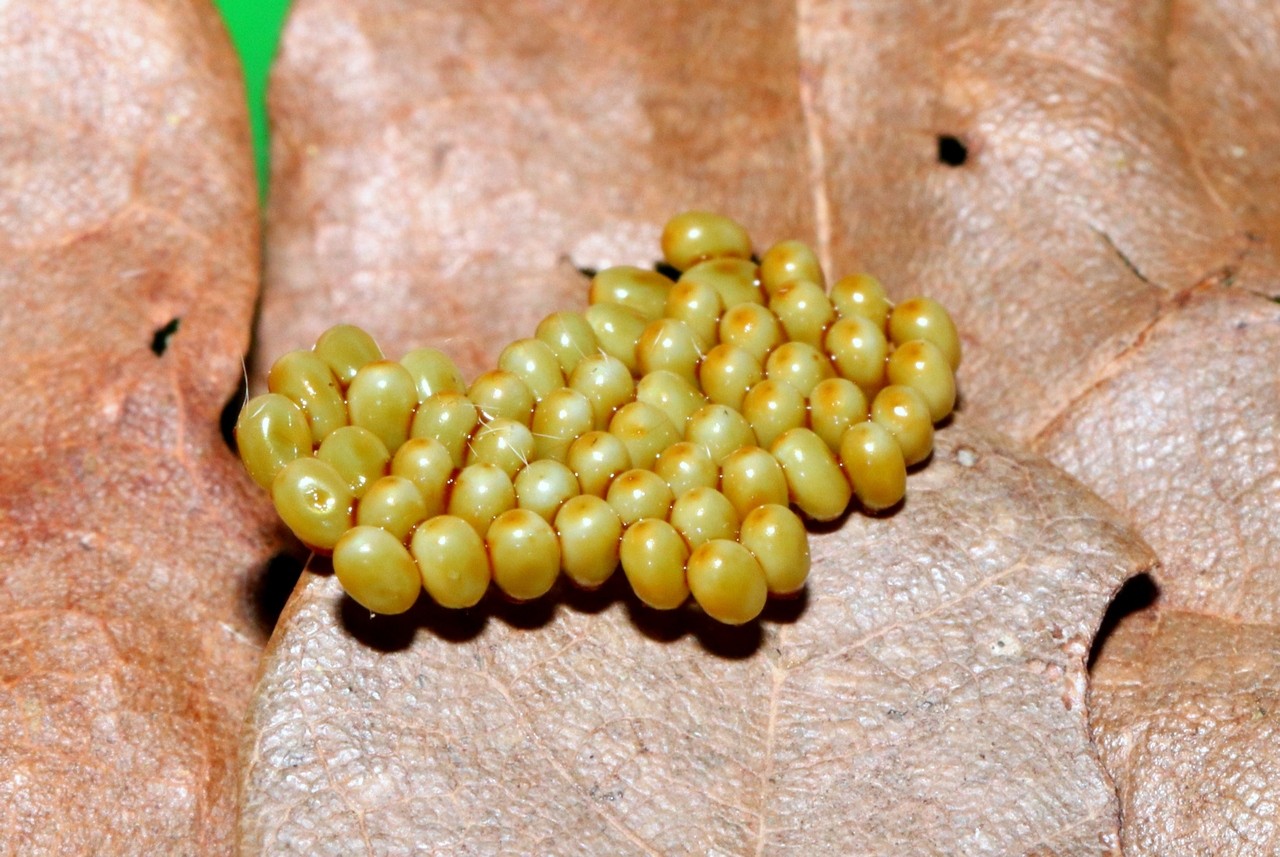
left=1088, top=572, right=1159, bottom=671
left=937, top=134, right=968, bottom=167
left=150, top=316, right=181, bottom=356
left=249, top=551, right=307, bottom=634
left=576, top=265, right=598, bottom=279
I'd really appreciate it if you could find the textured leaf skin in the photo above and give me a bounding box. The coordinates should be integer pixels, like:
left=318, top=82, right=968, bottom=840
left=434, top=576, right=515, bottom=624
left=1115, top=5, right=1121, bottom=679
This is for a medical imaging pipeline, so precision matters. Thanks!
left=0, top=0, right=270, bottom=851
left=241, top=422, right=1153, bottom=855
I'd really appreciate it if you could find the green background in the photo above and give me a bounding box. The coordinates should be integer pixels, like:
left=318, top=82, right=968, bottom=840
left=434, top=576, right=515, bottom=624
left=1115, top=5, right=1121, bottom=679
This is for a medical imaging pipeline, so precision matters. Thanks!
left=213, top=0, right=292, bottom=201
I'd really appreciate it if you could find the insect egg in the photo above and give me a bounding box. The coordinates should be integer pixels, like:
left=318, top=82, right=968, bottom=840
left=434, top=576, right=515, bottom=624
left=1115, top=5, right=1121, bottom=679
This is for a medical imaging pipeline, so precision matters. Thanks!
left=487, top=508, right=561, bottom=601
left=568, top=353, right=635, bottom=429
left=823, top=316, right=889, bottom=396
left=759, top=239, right=825, bottom=296
left=740, top=378, right=807, bottom=450
left=668, top=486, right=740, bottom=552
left=660, top=210, right=753, bottom=273
left=619, top=518, right=690, bottom=610
left=770, top=427, right=852, bottom=522
left=235, top=393, right=313, bottom=489
left=588, top=265, right=673, bottom=321
left=400, top=346, right=467, bottom=401
left=608, top=400, right=681, bottom=471
left=390, top=436, right=453, bottom=517
left=535, top=311, right=598, bottom=375
left=497, top=338, right=566, bottom=401
left=636, top=318, right=703, bottom=385
left=698, top=343, right=764, bottom=412
left=411, top=514, right=491, bottom=609
left=317, top=425, right=391, bottom=499
left=719, top=303, right=784, bottom=364
left=829, top=273, right=892, bottom=329
left=554, top=494, right=623, bottom=589
left=347, top=360, right=418, bottom=454
left=606, top=469, right=675, bottom=526
left=764, top=341, right=835, bottom=397
left=768, top=279, right=834, bottom=348
left=888, top=296, right=962, bottom=370
left=718, top=445, right=789, bottom=519
left=355, top=475, right=429, bottom=543
left=870, top=385, right=935, bottom=466
left=685, top=403, right=758, bottom=465
left=513, top=459, right=581, bottom=522
left=885, top=339, right=956, bottom=422
left=678, top=257, right=764, bottom=309
left=468, top=369, right=535, bottom=426
left=808, top=377, right=870, bottom=451
left=839, top=420, right=908, bottom=512
left=447, top=462, right=516, bottom=538
left=583, top=301, right=647, bottom=373
left=686, top=538, right=768, bottom=625
left=739, top=504, right=810, bottom=596
left=332, top=525, right=421, bottom=615
left=410, top=392, right=480, bottom=468
left=313, top=324, right=384, bottom=386
left=267, top=350, right=348, bottom=442
left=634, top=370, right=708, bottom=432
left=530, top=387, right=595, bottom=463
left=465, top=417, right=536, bottom=479
left=566, top=430, right=633, bottom=497
left=653, top=441, right=719, bottom=498
left=271, top=457, right=355, bottom=551
left=664, top=279, right=723, bottom=348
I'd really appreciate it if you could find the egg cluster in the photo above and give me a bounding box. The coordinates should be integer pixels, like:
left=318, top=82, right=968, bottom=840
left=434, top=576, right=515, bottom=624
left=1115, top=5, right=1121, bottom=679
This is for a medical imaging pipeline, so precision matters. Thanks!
left=236, top=211, right=960, bottom=625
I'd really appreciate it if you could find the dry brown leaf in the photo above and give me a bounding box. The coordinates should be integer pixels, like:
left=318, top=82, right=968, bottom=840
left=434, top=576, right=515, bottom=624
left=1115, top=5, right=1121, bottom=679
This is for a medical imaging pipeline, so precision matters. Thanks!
left=242, top=1, right=1166, bottom=852
left=241, top=421, right=1152, bottom=854
left=0, top=0, right=270, bottom=851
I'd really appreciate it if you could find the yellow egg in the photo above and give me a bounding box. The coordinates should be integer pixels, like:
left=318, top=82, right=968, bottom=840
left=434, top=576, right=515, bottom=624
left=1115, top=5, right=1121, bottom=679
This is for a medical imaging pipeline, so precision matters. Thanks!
left=619, top=518, right=690, bottom=610
left=513, top=459, right=581, bottom=522
left=411, top=515, right=491, bottom=609
left=830, top=273, right=892, bottom=330
left=664, top=279, right=723, bottom=348
left=759, top=239, right=824, bottom=296
left=333, top=526, right=421, bottom=615
left=566, top=430, right=633, bottom=497
left=765, top=341, right=835, bottom=396
left=885, top=339, right=956, bottom=422
left=770, top=427, right=852, bottom=522
left=390, top=437, right=453, bottom=517
left=653, top=441, right=719, bottom=498
left=447, top=462, right=516, bottom=538
left=313, top=324, right=383, bottom=386
left=555, top=495, right=623, bottom=589
left=584, top=302, right=647, bottom=373
left=678, top=257, right=764, bottom=309
left=824, top=316, right=888, bottom=396
left=718, top=445, right=789, bottom=519
left=346, top=361, right=418, bottom=455
left=699, top=343, right=764, bottom=412
left=839, top=420, right=907, bottom=512
left=660, top=211, right=753, bottom=272
left=808, top=377, right=869, bottom=451
left=669, top=486, right=740, bottom=551
left=569, top=353, right=636, bottom=429
left=686, top=539, right=768, bottom=625
left=355, top=475, right=428, bottom=543
left=498, top=338, right=566, bottom=402
left=400, top=347, right=467, bottom=402
left=635, top=370, right=708, bottom=432
left=535, top=311, right=599, bottom=374
left=608, top=401, right=681, bottom=471
left=718, top=303, right=783, bottom=363
left=465, top=418, right=537, bottom=479
left=410, top=392, right=480, bottom=468
left=317, top=425, right=391, bottom=499
left=531, top=386, right=595, bottom=463
left=739, top=504, right=810, bottom=596
left=235, top=393, right=313, bottom=490
left=271, top=457, right=355, bottom=551
left=487, top=509, right=561, bottom=601
left=589, top=265, right=673, bottom=320
left=685, top=403, right=758, bottom=465
left=636, top=318, right=704, bottom=385
left=769, top=279, right=834, bottom=348
left=469, top=370, right=535, bottom=425
left=267, top=350, right=347, bottom=442
left=888, top=296, right=962, bottom=370
left=871, top=385, right=935, bottom=466
left=741, top=379, right=807, bottom=450
left=606, top=469, right=675, bottom=526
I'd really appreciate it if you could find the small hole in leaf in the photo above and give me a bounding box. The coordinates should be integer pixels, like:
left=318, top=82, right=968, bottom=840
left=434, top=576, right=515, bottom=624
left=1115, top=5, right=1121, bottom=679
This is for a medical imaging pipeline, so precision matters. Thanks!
left=151, top=317, right=181, bottom=356
left=937, top=135, right=968, bottom=167
left=575, top=265, right=598, bottom=279
left=1088, top=572, right=1159, bottom=671
left=220, top=369, right=248, bottom=453
left=654, top=261, right=682, bottom=280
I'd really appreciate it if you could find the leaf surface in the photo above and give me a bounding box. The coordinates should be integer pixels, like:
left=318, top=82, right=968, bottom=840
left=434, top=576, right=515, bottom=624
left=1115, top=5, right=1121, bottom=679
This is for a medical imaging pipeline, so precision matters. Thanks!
left=0, top=0, right=269, bottom=851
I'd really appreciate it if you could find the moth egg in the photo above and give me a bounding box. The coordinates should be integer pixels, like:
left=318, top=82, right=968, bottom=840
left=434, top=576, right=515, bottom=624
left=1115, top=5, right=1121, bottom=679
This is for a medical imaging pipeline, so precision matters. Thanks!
left=759, top=239, right=825, bottom=296
left=566, top=430, right=633, bottom=497
left=839, top=420, right=908, bottom=511
left=678, top=257, right=765, bottom=309
left=768, top=279, right=834, bottom=348
left=271, top=457, right=355, bottom=551
left=664, top=279, right=723, bottom=348
left=465, top=417, right=536, bottom=479
left=531, top=387, right=595, bottom=463
left=267, top=350, right=347, bottom=442
left=871, top=385, right=935, bottom=466
left=606, top=469, right=675, bottom=526
left=719, top=303, right=784, bottom=364
left=608, top=400, right=680, bottom=471
left=824, top=316, right=889, bottom=396
left=685, top=403, right=758, bottom=465
left=410, top=392, right=480, bottom=468
left=808, top=377, right=870, bottom=451
left=355, top=475, right=429, bottom=543
left=588, top=265, right=673, bottom=321
left=447, top=462, right=516, bottom=538
left=765, top=341, right=835, bottom=397
left=469, top=369, right=534, bottom=426
left=741, top=379, right=807, bottom=450
left=739, top=504, right=810, bottom=596
left=332, top=525, right=421, bottom=615
left=513, top=459, right=581, bottom=522
left=497, top=338, right=566, bottom=402
left=888, top=296, right=962, bottom=370
left=669, top=486, right=740, bottom=552
left=635, top=369, right=708, bottom=432
left=584, top=302, right=647, bottom=373
left=411, top=514, right=491, bottom=609
left=317, top=425, right=391, bottom=499
left=235, top=393, right=313, bottom=490
left=830, top=273, right=892, bottom=330
left=636, top=318, right=703, bottom=386
left=555, top=494, right=623, bottom=589
left=619, top=518, right=690, bottom=610
left=770, top=427, right=852, bottom=522
left=569, top=353, right=636, bottom=429
left=347, top=361, right=418, bottom=455
left=400, top=346, right=467, bottom=402
left=718, top=445, right=789, bottom=519
left=686, top=539, right=768, bottom=625
left=390, top=437, right=453, bottom=517
left=653, top=441, right=719, bottom=498
left=885, top=339, right=956, bottom=422
left=699, top=343, right=764, bottom=412
left=313, top=324, right=383, bottom=386
left=487, top=508, right=561, bottom=602
left=660, top=211, right=753, bottom=273
left=535, top=311, right=599, bottom=375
